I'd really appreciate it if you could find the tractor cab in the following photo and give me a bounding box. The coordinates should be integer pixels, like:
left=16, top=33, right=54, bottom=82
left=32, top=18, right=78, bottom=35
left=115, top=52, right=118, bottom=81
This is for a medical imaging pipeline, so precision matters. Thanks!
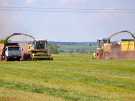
left=97, top=38, right=110, bottom=49
left=34, top=39, right=47, bottom=50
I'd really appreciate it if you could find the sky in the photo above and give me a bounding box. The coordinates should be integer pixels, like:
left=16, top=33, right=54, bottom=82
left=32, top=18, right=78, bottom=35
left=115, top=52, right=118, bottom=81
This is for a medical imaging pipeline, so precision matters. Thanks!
left=0, top=0, right=135, bottom=42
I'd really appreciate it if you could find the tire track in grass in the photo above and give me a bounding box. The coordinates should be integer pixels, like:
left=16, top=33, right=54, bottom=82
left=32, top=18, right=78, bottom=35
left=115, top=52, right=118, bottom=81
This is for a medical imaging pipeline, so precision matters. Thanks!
left=0, top=69, right=135, bottom=90
left=0, top=79, right=109, bottom=101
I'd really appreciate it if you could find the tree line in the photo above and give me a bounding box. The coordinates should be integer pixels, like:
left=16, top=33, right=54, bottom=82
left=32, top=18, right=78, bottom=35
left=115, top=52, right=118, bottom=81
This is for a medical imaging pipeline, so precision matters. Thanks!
left=47, top=43, right=96, bottom=54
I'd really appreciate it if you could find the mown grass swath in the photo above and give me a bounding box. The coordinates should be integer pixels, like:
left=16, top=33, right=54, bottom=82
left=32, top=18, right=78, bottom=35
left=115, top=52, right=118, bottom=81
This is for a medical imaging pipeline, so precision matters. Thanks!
left=0, top=54, right=135, bottom=101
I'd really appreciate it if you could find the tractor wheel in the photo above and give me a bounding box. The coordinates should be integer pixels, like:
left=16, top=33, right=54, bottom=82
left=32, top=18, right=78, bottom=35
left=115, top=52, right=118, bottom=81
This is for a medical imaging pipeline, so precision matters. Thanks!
left=23, top=54, right=28, bottom=60
left=104, top=53, right=110, bottom=59
left=17, top=58, right=20, bottom=61
left=28, top=54, right=32, bottom=60
left=96, top=51, right=100, bottom=59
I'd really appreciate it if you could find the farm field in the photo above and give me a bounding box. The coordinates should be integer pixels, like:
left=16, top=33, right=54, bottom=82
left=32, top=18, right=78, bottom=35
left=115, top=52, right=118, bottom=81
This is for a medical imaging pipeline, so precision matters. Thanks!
left=0, top=53, right=135, bottom=101
left=58, top=45, right=97, bottom=53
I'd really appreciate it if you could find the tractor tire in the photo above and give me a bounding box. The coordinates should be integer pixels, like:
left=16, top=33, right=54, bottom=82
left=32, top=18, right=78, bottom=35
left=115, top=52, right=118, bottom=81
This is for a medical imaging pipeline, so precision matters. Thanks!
left=17, top=58, right=20, bottom=61
left=96, top=51, right=100, bottom=59
left=23, top=54, right=28, bottom=60
left=28, top=54, right=32, bottom=60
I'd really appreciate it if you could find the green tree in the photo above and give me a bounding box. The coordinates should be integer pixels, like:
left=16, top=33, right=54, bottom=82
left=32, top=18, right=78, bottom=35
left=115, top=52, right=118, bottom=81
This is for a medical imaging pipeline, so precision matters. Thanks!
left=47, top=44, right=54, bottom=54
left=69, top=49, right=74, bottom=54
left=80, top=50, right=84, bottom=54
left=52, top=43, right=59, bottom=54
left=76, top=49, right=81, bottom=53
left=59, top=50, right=65, bottom=53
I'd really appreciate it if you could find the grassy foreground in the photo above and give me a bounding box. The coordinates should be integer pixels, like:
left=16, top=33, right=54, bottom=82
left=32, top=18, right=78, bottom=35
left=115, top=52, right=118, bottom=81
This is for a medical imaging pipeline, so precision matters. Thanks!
left=0, top=54, right=135, bottom=101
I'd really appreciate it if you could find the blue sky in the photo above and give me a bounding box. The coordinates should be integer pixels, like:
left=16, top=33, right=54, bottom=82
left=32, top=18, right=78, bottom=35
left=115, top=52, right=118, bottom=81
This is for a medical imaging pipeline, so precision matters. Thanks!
left=0, top=0, right=135, bottom=42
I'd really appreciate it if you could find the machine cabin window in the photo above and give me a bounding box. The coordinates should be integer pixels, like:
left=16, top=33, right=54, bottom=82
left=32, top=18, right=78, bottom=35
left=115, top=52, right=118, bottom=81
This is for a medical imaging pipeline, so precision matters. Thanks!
left=35, top=41, right=46, bottom=49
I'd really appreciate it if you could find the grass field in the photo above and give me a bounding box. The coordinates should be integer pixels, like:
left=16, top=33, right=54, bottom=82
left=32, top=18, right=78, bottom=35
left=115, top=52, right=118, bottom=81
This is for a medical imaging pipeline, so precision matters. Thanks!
left=58, top=45, right=97, bottom=53
left=0, top=54, right=135, bottom=101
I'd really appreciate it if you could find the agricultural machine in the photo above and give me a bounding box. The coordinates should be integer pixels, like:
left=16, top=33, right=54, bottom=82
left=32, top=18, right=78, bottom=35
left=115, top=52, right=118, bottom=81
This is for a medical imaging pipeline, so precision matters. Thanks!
left=94, top=30, right=135, bottom=59
left=2, top=33, right=53, bottom=60
left=0, top=43, right=22, bottom=61
left=23, top=38, right=53, bottom=60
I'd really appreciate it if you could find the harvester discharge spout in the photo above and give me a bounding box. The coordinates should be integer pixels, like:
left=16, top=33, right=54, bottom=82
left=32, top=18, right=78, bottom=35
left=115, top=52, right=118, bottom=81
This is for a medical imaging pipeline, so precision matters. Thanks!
left=0, top=33, right=35, bottom=43
left=106, top=30, right=135, bottom=43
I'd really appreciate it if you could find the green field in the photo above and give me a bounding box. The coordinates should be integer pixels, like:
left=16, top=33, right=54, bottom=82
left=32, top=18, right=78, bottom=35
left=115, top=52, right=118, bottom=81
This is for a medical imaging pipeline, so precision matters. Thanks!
left=0, top=54, right=135, bottom=101
left=58, top=45, right=97, bottom=53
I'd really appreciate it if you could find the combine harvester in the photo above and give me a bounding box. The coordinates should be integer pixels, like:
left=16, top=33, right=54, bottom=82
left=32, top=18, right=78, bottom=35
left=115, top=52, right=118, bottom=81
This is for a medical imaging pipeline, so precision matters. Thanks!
left=93, top=30, right=135, bottom=59
left=2, top=33, right=53, bottom=60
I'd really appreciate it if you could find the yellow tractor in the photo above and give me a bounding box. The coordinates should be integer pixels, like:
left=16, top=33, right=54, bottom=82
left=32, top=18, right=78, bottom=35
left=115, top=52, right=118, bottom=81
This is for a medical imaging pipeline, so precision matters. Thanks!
left=24, top=39, right=53, bottom=60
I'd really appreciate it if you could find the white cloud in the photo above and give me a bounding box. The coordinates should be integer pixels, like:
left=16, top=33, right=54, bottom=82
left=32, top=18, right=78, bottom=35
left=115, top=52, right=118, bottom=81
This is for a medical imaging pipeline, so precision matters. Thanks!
left=71, top=0, right=86, bottom=3
left=48, top=13, right=55, bottom=18
left=80, top=0, right=86, bottom=3
left=1, top=1, right=10, bottom=6
left=85, top=7, right=121, bottom=23
left=0, top=1, right=16, bottom=7
left=99, top=7, right=124, bottom=17
left=59, top=0, right=87, bottom=4
left=71, top=0, right=78, bottom=3
left=8, top=14, right=24, bottom=23
left=100, top=7, right=115, bottom=17
left=26, top=0, right=35, bottom=4
left=59, top=0, right=69, bottom=4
